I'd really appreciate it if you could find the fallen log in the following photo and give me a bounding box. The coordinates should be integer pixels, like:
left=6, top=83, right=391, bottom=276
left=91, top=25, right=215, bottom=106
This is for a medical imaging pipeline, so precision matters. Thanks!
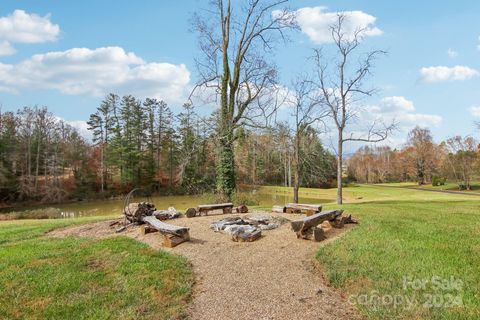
left=291, top=210, right=343, bottom=234
left=141, top=216, right=190, bottom=247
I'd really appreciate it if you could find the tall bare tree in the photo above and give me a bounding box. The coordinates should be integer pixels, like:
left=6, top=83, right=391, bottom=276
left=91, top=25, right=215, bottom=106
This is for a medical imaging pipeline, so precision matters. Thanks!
left=288, top=77, right=326, bottom=203
left=314, top=14, right=395, bottom=204
left=191, top=0, right=294, bottom=200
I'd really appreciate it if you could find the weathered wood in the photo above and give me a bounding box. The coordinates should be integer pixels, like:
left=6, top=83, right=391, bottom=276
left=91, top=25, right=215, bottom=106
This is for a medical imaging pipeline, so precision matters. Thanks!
left=272, top=205, right=286, bottom=213
left=341, top=214, right=358, bottom=224
left=313, top=227, right=326, bottom=241
left=330, top=217, right=345, bottom=229
left=186, top=207, right=197, bottom=218
left=142, top=216, right=189, bottom=237
left=285, top=203, right=322, bottom=214
left=197, top=202, right=234, bottom=216
left=141, top=216, right=190, bottom=247
left=235, top=205, right=249, bottom=213
left=232, top=229, right=262, bottom=242
left=162, top=233, right=190, bottom=248
left=291, top=210, right=343, bottom=233
left=124, top=202, right=156, bottom=223
left=140, top=224, right=158, bottom=235
left=198, top=202, right=234, bottom=210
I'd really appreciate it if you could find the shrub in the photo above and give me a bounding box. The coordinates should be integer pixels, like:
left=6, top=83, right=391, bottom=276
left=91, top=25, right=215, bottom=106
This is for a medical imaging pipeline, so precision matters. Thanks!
left=432, top=176, right=446, bottom=186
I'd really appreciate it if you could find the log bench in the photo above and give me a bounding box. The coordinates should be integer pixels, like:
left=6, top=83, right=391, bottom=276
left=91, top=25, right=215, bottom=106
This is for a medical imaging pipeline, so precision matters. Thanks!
left=291, top=210, right=343, bottom=241
left=285, top=203, right=322, bottom=216
left=141, top=216, right=190, bottom=247
left=187, top=202, right=243, bottom=218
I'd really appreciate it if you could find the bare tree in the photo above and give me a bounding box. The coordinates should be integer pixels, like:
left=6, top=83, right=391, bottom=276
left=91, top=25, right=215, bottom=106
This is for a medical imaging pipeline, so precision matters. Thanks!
left=444, top=136, right=478, bottom=190
left=191, top=0, right=294, bottom=199
left=313, top=14, right=395, bottom=204
left=288, top=76, right=327, bottom=203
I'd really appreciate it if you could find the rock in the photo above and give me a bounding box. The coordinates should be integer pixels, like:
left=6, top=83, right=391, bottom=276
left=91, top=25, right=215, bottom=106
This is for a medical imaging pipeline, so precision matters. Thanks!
left=259, top=223, right=279, bottom=230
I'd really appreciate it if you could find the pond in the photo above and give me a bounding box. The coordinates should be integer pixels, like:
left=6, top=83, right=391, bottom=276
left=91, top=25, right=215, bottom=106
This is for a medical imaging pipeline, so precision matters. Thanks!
left=0, top=186, right=335, bottom=219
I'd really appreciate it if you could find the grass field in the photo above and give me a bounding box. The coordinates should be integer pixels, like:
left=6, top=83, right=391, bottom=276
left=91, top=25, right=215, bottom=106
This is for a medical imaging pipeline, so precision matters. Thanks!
left=311, top=185, right=479, bottom=320
left=1, top=185, right=479, bottom=319
left=376, top=181, right=480, bottom=193
left=0, top=217, right=193, bottom=319
left=257, top=185, right=480, bottom=319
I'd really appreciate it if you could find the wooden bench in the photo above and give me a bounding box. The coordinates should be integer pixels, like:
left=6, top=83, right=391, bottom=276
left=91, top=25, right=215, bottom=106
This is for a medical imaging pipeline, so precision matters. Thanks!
left=285, top=203, right=322, bottom=216
left=291, top=210, right=343, bottom=241
left=141, top=216, right=190, bottom=247
left=186, top=202, right=236, bottom=218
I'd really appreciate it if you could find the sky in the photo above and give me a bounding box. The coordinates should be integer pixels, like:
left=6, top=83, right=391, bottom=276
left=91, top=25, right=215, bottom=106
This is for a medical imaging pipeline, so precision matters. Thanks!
left=1, top=0, right=480, bottom=151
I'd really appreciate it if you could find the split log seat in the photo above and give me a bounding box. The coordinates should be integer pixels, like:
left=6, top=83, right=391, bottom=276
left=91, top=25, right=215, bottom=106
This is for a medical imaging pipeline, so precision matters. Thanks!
left=186, top=203, right=235, bottom=217
left=141, top=216, right=190, bottom=247
left=291, top=210, right=343, bottom=241
left=285, top=203, right=322, bottom=216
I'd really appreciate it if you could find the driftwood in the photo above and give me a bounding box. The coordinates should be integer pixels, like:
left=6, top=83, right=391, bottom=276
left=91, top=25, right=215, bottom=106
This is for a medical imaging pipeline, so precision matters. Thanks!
left=272, top=205, right=286, bottom=213
left=141, top=216, right=190, bottom=247
left=291, top=210, right=343, bottom=240
left=285, top=203, right=322, bottom=215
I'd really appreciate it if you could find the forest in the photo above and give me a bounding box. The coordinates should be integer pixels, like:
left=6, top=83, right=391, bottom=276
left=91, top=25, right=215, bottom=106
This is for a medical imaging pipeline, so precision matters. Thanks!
left=1, top=99, right=478, bottom=205
left=0, top=97, right=336, bottom=204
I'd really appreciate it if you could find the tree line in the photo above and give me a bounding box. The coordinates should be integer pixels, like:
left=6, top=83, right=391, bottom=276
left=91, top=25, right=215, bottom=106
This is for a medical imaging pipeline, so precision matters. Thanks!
left=0, top=97, right=336, bottom=204
left=347, top=127, right=480, bottom=190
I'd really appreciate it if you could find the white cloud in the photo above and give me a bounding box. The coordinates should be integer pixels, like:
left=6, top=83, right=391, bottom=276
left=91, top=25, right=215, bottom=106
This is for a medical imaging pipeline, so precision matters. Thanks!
left=469, top=105, right=480, bottom=118
left=368, top=95, right=442, bottom=130
left=0, top=46, right=191, bottom=103
left=66, top=120, right=92, bottom=140
left=0, top=40, right=15, bottom=56
left=292, top=6, right=382, bottom=44
left=380, top=96, right=415, bottom=112
left=420, top=65, right=479, bottom=83
left=447, top=48, right=458, bottom=58
left=0, top=10, right=60, bottom=55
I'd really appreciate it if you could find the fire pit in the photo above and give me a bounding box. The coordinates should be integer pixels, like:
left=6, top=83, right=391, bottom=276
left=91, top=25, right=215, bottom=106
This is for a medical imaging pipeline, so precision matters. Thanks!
left=210, top=214, right=288, bottom=242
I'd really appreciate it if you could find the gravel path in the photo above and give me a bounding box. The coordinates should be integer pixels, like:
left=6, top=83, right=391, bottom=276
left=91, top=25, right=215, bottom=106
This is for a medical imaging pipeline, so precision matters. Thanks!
left=49, top=212, right=362, bottom=320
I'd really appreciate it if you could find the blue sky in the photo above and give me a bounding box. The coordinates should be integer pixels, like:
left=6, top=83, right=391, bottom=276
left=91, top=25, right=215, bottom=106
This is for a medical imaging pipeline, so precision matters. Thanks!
left=1, top=0, right=480, bottom=149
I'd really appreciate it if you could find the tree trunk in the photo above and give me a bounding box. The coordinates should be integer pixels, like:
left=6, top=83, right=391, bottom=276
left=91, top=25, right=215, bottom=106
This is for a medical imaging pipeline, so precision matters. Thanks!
left=293, top=132, right=300, bottom=203
left=337, top=132, right=343, bottom=205
left=216, top=131, right=235, bottom=200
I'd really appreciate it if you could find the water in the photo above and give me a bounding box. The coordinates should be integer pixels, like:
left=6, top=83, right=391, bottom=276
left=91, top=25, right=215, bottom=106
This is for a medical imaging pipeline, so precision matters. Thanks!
left=0, top=186, right=335, bottom=219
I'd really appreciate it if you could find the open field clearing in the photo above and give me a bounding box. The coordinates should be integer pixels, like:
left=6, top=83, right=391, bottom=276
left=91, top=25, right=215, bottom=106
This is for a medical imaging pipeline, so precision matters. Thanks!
left=1, top=185, right=479, bottom=319
left=0, top=217, right=193, bottom=319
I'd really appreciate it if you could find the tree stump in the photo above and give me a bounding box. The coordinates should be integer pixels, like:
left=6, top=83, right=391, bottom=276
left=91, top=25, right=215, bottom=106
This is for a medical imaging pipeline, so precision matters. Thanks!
left=186, top=207, right=197, bottom=218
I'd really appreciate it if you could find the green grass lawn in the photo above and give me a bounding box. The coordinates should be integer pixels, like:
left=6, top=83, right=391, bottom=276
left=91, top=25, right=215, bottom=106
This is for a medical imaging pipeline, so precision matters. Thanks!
left=0, top=218, right=193, bottom=319
left=375, top=181, right=480, bottom=193
left=314, top=185, right=480, bottom=319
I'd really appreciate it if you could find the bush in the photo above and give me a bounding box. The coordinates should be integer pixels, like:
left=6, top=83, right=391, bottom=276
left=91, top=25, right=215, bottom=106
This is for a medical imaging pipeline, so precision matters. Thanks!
left=432, top=176, right=446, bottom=186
